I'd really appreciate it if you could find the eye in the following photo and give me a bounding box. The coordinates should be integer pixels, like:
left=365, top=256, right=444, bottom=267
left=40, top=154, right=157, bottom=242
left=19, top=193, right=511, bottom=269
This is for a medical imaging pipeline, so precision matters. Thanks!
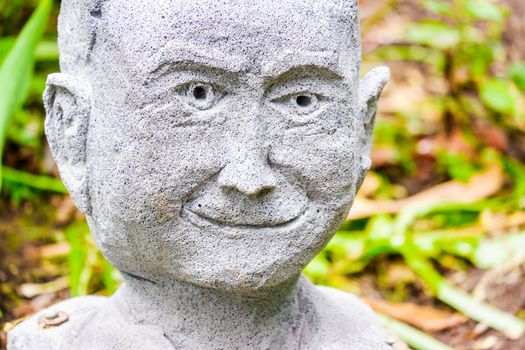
left=183, top=82, right=223, bottom=110
left=271, top=92, right=326, bottom=116
left=294, top=94, right=318, bottom=113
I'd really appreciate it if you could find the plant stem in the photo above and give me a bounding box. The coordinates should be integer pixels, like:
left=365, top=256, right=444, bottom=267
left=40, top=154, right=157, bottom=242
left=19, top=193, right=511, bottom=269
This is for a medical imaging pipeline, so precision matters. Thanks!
left=401, top=245, right=525, bottom=339
left=378, top=314, right=454, bottom=350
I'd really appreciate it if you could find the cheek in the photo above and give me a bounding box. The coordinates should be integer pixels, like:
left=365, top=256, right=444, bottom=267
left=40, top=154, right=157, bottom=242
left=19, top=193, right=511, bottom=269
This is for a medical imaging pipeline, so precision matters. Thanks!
left=270, top=129, right=362, bottom=204
left=90, top=119, right=227, bottom=224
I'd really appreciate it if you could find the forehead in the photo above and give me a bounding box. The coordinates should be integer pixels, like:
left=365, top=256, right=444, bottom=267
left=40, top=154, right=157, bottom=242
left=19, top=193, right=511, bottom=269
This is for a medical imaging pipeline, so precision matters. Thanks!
left=97, top=0, right=360, bottom=76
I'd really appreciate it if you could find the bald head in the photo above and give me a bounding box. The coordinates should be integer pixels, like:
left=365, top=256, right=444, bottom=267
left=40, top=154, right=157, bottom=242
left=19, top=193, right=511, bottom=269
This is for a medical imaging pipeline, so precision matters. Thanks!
left=58, top=0, right=361, bottom=78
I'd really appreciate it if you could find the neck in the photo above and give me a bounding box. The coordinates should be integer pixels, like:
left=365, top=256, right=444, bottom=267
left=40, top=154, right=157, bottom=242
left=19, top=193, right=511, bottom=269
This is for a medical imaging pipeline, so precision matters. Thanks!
left=113, top=273, right=315, bottom=349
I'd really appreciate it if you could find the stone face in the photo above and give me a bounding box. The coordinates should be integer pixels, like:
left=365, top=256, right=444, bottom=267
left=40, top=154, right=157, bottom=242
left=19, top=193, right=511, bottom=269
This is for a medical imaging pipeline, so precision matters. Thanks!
left=9, top=1, right=391, bottom=349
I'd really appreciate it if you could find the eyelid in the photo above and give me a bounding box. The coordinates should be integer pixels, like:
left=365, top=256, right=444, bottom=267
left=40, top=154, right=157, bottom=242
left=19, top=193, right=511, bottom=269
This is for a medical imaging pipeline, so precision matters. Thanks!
left=146, top=70, right=228, bottom=93
left=150, top=78, right=225, bottom=104
left=175, top=80, right=223, bottom=94
left=268, top=92, right=330, bottom=126
left=270, top=91, right=329, bottom=104
left=265, top=79, right=335, bottom=102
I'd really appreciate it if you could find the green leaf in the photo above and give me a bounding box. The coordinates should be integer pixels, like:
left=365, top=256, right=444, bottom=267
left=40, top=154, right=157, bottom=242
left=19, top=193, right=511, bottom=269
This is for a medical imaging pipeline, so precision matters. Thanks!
left=66, top=221, right=91, bottom=297
left=304, top=255, right=331, bottom=279
left=0, top=0, right=53, bottom=191
left=2, top=166, right=67, bottom=193
left=480, top=78, right=518, bottom=115
left=464, top=1, right=504, bottom=22
left=437, top=151, right=478, bottom=182
left=0, top=37, right=16, bottom=65
left=402, top=245, right=525, bottom=339
left=510, top=63, right=525, bottom=93
left=421, top=0, right=453, bottom=16
left=407, top=22, right=461, bottom=50
left=101, top=259, right=121, bottom=294
left=378, top=314, right=454, bottom=350
left=466, top=45, right=494, bottom=79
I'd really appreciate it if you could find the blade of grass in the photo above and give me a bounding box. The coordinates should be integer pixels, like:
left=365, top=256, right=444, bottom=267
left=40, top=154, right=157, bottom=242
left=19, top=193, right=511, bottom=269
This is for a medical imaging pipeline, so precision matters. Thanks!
left=101, top=259, right=121, bottom=294
left=0, top=0, right=53, bottom=191
left=378, top=314, right=454, bottom=350
left=66, top=221, right=90, bottom=297
left=0, top=37, right=16, bottom=64
left=2, top=166, right=67, bottom=193
left=392, top=199, right=525, bottom=338
left=78, top=244, right=96, bottom=296
left=401, top=245, right=525, bottom=339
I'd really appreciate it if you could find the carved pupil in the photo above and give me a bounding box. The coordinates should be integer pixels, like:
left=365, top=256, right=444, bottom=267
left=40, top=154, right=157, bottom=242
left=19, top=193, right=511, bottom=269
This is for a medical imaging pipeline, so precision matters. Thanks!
left=296, top=95, right=312, bottom=107
left=193, top=86, right=207, bottom=100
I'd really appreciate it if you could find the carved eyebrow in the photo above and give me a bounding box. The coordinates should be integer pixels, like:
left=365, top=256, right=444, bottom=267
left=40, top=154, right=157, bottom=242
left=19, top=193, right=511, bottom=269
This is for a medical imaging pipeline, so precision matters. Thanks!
left=147, top=44, right=248, bottom=76
left=261, top=50, right=345, bottom=79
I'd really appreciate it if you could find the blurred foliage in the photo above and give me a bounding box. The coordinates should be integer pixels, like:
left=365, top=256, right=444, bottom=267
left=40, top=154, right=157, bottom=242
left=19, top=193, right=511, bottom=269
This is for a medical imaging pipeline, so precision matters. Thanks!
left=0, top=0, right=52, bottom=191
left=368, top=0, right=525, bottom=186
left=0, top=0, right=39, bottom=37
left=1, top=0, right=525, bottom=349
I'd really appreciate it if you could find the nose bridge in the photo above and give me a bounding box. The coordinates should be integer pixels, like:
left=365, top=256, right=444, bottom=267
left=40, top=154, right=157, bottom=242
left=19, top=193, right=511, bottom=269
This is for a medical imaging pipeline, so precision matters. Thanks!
left=218, top=103, right=277, bottom=197
left=229, top=99, right=267, bottom=158
left=238, top=98, right=264, bottom=143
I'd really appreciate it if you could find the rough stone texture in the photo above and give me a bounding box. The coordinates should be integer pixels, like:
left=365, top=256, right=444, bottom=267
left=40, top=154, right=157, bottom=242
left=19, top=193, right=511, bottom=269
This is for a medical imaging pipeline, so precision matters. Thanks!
left=9, top=0, right=391, bottom=349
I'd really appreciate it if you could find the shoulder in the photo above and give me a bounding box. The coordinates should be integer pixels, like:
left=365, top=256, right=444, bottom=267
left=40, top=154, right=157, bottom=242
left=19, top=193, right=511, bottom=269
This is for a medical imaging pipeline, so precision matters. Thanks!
left=7, top=295, right=170, bottom=350
left=315, top=285, right=379, bottom=326
left=7, top=296, right=107, bottom=350
left=306, top=284, right=393, bottom=350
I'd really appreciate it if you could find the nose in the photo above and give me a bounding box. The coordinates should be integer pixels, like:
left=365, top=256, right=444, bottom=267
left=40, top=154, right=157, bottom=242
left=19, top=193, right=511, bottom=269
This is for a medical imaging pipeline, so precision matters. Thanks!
left=218, top=147, right=278, bottom=198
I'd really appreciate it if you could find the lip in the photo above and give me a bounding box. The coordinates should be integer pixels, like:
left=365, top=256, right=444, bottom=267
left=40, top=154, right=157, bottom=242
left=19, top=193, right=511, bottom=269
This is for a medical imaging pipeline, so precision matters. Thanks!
left=183, top=207, right=308, bottom=237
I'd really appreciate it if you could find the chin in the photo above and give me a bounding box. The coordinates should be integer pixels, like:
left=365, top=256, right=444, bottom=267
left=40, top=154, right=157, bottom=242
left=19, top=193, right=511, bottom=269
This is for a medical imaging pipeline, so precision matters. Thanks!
left=171, top=254, right=305, bottom=293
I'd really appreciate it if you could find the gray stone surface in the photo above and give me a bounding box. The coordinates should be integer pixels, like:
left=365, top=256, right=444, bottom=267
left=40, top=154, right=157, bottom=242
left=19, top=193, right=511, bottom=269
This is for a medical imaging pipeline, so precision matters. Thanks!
left=9, top=0, right=391, bottom=349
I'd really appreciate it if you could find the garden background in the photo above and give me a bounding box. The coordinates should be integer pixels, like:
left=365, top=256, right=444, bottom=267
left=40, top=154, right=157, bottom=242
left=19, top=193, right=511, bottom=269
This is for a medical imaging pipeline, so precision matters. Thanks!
left=1, top=0, right=525, bottom=349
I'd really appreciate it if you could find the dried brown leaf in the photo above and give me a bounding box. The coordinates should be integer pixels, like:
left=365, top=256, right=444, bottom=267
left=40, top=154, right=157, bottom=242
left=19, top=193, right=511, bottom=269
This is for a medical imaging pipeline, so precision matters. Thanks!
left=349, top=165, right=504, bottom=220
left=364, top=298, right=468, bottom=332
left=18, top=277, right=69, bottom=299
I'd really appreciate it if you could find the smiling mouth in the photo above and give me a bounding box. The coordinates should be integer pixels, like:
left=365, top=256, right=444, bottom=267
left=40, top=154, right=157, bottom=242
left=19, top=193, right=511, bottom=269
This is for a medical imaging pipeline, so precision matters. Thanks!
left=184, top=208, right=307, bottom=233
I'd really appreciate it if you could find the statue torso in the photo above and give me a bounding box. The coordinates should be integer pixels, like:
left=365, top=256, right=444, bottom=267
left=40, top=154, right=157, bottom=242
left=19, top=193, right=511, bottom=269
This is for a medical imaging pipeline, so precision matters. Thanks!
left=8, top=283, right=393, bottom=350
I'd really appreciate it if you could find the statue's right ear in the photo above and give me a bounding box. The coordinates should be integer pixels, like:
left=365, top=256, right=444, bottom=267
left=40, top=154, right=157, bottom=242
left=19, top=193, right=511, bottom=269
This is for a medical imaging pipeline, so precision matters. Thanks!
left=44, top=73, right=92, bottom=214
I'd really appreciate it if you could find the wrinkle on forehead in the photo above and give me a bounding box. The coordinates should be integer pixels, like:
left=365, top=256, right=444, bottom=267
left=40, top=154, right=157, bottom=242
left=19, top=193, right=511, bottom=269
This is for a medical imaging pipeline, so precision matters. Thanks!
left=97, top=0, right=360, bottom=70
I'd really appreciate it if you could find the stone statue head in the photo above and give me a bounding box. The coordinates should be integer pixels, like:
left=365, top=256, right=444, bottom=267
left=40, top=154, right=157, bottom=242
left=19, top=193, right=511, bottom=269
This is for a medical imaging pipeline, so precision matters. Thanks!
left=44, top=0, right=389, bottom=292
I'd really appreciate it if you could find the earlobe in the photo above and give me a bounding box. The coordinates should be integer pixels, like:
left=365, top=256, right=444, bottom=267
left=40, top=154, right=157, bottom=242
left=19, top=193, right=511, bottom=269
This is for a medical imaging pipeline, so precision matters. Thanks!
left=44, top=73, right=92, bottom=214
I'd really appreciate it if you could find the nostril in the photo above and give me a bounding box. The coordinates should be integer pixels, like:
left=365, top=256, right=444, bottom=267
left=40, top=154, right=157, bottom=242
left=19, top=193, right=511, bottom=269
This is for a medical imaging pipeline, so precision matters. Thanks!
left=218, top=157, right=279, bottom=198
left=219, top=181, right=276, bottom=198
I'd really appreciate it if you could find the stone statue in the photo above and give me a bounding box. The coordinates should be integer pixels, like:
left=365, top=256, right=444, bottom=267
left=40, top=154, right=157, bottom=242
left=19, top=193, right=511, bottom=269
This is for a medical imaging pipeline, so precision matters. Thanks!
left=8, top=0, right=391, bottom=349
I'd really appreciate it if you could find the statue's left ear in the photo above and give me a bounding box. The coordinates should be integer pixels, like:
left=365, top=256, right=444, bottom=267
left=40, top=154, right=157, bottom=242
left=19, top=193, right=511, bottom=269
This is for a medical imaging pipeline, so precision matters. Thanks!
left=355, top=66, right=389, bottom=185
left=44, top=73, right=92, bottom=214
left=359, top=66, right=390, bottom=155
